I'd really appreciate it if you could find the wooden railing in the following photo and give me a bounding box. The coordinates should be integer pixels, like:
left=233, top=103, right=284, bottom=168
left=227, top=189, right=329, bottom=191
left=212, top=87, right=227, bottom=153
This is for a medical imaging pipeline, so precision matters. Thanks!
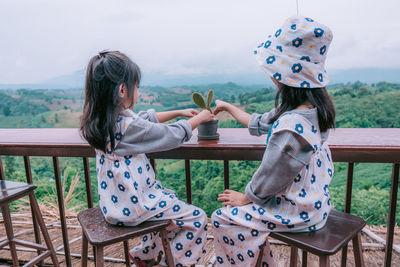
left=0, top=128, right=399, bottom=267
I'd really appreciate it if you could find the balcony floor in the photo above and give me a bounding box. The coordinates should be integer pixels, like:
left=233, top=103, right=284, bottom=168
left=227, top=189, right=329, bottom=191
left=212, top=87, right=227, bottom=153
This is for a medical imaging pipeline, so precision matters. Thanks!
left=0, top=212, right=399, bottom=266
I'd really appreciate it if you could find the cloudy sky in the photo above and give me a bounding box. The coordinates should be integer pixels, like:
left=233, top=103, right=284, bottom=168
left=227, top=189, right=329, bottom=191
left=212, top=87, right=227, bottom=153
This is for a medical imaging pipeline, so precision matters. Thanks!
left=1, top=0, right=399, bottom=84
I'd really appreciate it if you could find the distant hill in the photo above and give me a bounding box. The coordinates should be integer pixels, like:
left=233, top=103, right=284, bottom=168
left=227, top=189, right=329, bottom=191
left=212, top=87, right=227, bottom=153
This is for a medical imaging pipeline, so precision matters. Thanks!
left=0, top=68, right=399, bottom=90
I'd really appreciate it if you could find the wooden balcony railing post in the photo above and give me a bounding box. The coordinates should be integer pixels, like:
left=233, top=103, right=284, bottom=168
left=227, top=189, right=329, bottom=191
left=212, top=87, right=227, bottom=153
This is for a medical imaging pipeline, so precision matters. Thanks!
left=52, top=157, right=71, bottom=267
left=83, top=157, right=93, bottom=209
left=0, top=156, right=4, bottom=181
left=185, top=160, right=192, bottom=204
left=341, top=162, right=354, bottom=266
left=384, top=163, right=399, bottom=267
left=24, top=156, right=43, bottom=266
left=224, top=160, right=229, bottom=190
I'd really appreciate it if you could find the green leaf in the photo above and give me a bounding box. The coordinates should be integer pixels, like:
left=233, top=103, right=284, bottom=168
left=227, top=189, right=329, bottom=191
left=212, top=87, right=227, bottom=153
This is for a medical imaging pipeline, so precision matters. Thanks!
left=192, top=93, right=206, bottom=109
left=206, top=90, right=214, bottom=108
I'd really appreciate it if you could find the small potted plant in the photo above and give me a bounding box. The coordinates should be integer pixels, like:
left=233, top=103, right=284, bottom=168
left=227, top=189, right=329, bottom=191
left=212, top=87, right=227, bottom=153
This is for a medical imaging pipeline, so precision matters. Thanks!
left=192, top=90, right=219, bottom=140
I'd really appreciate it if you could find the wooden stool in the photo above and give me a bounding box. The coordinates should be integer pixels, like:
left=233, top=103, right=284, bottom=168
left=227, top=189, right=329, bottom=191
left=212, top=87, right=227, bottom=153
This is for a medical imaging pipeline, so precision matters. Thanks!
left=78, top=207, right=175, bottom=267
left=256, top=210, right=366, bottom=267
left=0, top=180, right=59, bottom=267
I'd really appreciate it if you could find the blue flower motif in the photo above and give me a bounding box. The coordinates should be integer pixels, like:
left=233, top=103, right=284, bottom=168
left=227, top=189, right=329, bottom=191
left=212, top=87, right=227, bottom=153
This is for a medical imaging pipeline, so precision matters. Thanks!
left=114, top=132, right=122, bottom=141
left=107, top=170, right=114, bottom=178
left=251, top=229, right=259, bottom=236
left=245, top=213, right=253, bottom=221
left=123, top=171, right=130, bottom=179
left=274, top=215, right=282, bottom=219
left=308, top=225, right=316, bottom=232
left=114, top=160, right=120, bottom=168
left=314, top=144, right=318, bottom=150
left=328, top=168, right=333, bottom=177
left=149, top=194, right=156, bottom=199
left=146, top=163, right=150, bottom=171
left=237, top=253, right=244, bottom=262
left=305, top=17, right=314, bottom=22
left=116, top=221, right=124, bottom=227
left=300, top=56, right=310, bottom=62
left=273, top=120, right=280, bottom=129
left=311, top=125, right=318, bottom=133
left=238, top=233, right=245, bottom=241
left=315, top=201, right=322, bottom=210
left=186, top=232, right=194, bottom=240
left=295, top=123, right=304, bottom=134
left=102, top=206, right=107, bottom=214
left=111, top=195, right=118, bottom=203
left=299, top=188, right=307, bottom=198
left=213, top=220, right=220, bottom=228
left=324, top=184, right=329, bottom=195
left=318, top=73, right=324, bottom=82
left=176, top=220, right=184, bottom=226
left=275, top=28, right=282, bottom=37
left=276, top=197, right=281, bottom=205
left=281, top=218, right=291, bottom=224
left=291, top=63, right=302, bottom=73
left=262, top=262, right=269, bottom=267
left=117, top=116, right=123, bottom=122
left=155, top=212, right=163, bottom=218
left=267, top=222, right=276, bottom=230
left=323, top=212, right=328, bottom=220
left=173, top=204, right=180, bottom=212
left=125, top=158, right=131, bottom=166
left=272, top=72, right=282, bottom=81
left=314, top=28, right=324, bottom=37
left=123, top=208, right=130, bottom=216
left=231, top=207, right=238, bottom=216
left=194, top=221, right=201, bottom=228
left=320, top=45, right=327, bottom=55
left=264, top=40, right=271, bottom=48
left=185, top=250, right=192, bottom=257
left=142, top=246, right=149, bottom=254
left=217, top=256, right=224, bottom=264
left=276, top=45, right=283, bottom=52
left=253, top=50, right=257, bottom=54
left=328, top=198, right=331, bottom=206
left=294, top=174, right=301, bottom=182
left=216, top=209, right=222, bottom=215
left=257, top=42, right=264, bottom=48
left=196, top=237, right=202, bottom=245
left=223, top=236, right=229, bottom=244
left=99, top=155, right=104, bottom=165
left=247, top=250, right=255, bottom=258
left=291, top=24, right=297, bottom=30
left=300, top=81, right=311, bottom=88
left=138, top=167, right=142, bottom=174
left=193, top=209, right=200, bottom=216
left=258, top=207, right=265, bottom=215
left=266, top=56, right=276, bottom=64
left=229, top=239, right=235, bottom=246
left=317, top=159, right=322, bottom=167
left=133, top=181, right=138, bottom=190
left=106, top=147, right=112, bottom=154
left=300, top=211, right=309, bottom=220
left=287, top=224, right=295, bottom=229
left=159, top=201, right=166, bottom=208
left=311, top=174, right=316, bottom=184
left=292, top=37, right=303, bottom=47
left=100, top=181, right=107, bottom=189
left=146, top=177, right=150, bottom=185
left=151, top=243, right=156, bottom=249
left=118, top=184, right=125, bottom=192
left=130, top=195, right=138, bottom=204
left=230, top=259, right=235, bottom=264
left=175, top=243, right=183, bottom=251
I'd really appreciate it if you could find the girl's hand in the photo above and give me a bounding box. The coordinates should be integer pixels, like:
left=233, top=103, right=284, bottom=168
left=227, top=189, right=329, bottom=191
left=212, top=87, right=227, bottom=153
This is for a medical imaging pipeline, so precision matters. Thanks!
left=217, top=189, right=251, bottom=206
left=180, top=108, right=199, bottom=118
left=197, top=109, right=214, bottom=123
left=213, top=100, right=231, bottom=115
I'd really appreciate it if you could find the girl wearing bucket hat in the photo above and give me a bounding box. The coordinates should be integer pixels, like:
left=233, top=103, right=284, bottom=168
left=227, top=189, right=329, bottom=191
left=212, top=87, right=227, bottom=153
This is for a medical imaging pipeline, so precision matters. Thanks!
left=211, top=16, right=336, bottom=266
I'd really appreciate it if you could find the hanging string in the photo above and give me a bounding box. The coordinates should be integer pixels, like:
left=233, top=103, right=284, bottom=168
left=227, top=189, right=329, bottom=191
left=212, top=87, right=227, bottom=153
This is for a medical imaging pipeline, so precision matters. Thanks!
left=296, top=0, right=299, bottom=15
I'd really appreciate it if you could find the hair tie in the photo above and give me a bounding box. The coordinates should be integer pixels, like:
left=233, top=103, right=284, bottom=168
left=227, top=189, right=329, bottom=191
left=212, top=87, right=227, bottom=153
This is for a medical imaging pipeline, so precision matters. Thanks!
left=97, top=49, right=110, bottom=58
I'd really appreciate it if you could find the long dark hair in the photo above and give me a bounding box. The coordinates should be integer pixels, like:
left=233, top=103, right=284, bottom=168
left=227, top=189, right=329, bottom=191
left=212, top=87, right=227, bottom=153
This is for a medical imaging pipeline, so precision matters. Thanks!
left=80, top=51, right=141, bottom=152
left=269, top=84, right=335, bottom=132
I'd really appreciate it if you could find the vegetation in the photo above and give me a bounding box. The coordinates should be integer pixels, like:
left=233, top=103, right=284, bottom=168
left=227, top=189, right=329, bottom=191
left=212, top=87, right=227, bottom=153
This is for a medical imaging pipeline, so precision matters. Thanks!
left=1, top=81, right=399, bottom=225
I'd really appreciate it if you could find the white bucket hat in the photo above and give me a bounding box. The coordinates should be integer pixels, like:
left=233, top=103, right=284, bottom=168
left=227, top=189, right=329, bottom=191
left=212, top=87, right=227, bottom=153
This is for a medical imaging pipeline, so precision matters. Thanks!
left=254, top=16, right=333, bottom=88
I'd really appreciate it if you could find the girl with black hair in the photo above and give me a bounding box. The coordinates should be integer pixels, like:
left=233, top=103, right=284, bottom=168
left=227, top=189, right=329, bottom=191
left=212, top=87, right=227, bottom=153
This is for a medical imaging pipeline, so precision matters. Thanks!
left=211, top=16, right=336, bottom=266
left=80, top=51, right=212, bottom=267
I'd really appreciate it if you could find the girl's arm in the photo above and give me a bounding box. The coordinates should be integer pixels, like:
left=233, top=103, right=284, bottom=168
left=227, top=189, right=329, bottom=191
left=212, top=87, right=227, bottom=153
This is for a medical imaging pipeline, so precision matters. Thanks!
left=156, top=109, right=199, bottom=123
left=213, top=100, right=251, bottom=127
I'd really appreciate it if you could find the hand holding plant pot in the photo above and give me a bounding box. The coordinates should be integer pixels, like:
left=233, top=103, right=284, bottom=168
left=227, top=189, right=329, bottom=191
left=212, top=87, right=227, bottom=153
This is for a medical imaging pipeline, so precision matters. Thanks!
left=192, top=90, right=219, bottom=140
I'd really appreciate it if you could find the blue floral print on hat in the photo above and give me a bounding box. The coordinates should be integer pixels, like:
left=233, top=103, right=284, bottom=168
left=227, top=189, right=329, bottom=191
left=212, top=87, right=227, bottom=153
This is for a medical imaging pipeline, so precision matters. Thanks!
left=254, top=16, right=333, bottom=88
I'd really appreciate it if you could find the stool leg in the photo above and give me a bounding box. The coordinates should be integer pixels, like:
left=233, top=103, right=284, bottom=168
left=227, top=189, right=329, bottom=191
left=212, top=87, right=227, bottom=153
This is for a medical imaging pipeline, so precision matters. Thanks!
left=319, top=255, right=330, bottom=267
left=255, top=242, right=264, bottom=267
left=123, top=240, right=130, bottom=267
left=81, top=231, right=88, bottom=267
left=160, top=229, right=174, bottom=267
left=289, top=246, right=298, bottom=267
left=1, top=204, right=19, bottom=267
left=302, top=250, right=308, bottom=267
left=29, top=192, right=59, bottom=267
left=353, top=232, right=365, bottom=267
left=95, top=246, right=104, bottom=267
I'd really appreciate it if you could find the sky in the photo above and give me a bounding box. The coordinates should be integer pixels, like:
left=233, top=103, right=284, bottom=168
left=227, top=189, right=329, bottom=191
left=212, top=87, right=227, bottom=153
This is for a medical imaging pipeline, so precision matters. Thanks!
left=1, top=0, right=400, bottom=84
